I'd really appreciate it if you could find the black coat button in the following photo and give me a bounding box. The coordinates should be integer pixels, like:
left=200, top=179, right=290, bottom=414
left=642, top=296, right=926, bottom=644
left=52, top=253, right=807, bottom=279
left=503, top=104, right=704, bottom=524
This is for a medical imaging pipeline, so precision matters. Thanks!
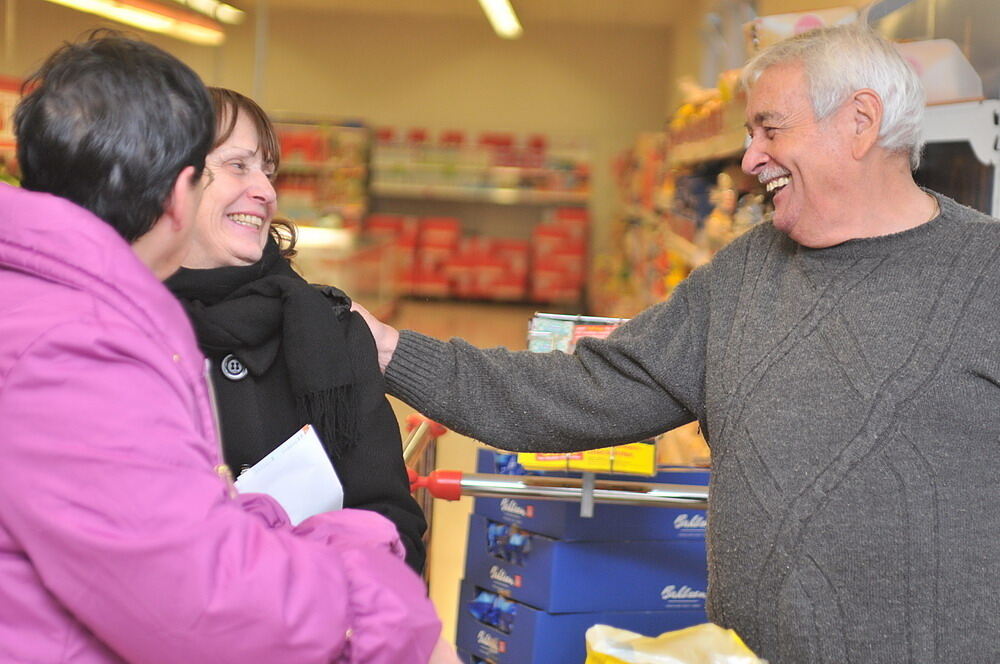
left=221, top=354, right=248, bottom=381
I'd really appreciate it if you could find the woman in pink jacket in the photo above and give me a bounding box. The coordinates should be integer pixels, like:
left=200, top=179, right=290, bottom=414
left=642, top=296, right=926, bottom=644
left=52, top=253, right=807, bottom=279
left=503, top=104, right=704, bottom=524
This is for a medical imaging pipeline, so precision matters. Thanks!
left=0, top=34, right=443, bottom=663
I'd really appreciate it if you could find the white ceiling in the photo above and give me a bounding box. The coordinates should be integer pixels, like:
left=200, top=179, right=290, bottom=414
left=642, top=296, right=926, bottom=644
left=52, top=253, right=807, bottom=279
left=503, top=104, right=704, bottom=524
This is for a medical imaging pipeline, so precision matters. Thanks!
left=252, top=0, right=688, bottom=27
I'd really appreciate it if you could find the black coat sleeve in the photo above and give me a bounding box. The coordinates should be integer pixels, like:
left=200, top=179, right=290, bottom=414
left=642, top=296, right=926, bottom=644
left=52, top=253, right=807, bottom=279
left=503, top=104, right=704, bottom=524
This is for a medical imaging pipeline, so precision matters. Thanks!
left=333, top=312, right=427, bottom=573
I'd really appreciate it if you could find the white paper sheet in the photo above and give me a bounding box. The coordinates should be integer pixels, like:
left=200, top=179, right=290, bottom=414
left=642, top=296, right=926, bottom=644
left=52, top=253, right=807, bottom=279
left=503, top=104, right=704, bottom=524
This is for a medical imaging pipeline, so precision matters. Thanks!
left=234, top=424, right=344, bottom=526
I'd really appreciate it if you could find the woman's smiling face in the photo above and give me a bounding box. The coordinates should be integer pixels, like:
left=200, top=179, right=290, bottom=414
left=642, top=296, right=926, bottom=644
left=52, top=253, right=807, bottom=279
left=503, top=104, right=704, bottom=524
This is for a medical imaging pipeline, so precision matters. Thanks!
left=183, top=109, right=277, bottom=269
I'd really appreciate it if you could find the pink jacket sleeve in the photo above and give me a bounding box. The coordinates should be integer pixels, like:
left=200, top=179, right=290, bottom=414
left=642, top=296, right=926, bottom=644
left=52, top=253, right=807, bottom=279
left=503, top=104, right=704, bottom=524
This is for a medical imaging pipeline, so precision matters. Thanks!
left=0, top=320, right=440, bottom=663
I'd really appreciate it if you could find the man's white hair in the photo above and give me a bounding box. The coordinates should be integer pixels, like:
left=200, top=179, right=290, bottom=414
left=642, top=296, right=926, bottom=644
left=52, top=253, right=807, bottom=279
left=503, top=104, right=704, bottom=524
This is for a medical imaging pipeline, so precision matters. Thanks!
left=741, top=24, right=926, bottom=170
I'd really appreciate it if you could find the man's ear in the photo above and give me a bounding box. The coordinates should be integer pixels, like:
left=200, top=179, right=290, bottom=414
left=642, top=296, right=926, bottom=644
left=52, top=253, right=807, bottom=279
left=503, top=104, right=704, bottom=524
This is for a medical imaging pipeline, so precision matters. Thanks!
left=162, top=165, right=201, bottom=232
left=848, top=89, right=883, bottom=160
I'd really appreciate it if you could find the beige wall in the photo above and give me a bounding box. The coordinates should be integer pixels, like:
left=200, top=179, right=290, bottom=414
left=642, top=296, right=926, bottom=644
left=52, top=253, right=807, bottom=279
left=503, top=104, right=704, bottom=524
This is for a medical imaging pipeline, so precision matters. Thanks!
left=261, top=10, right=673, bottom=256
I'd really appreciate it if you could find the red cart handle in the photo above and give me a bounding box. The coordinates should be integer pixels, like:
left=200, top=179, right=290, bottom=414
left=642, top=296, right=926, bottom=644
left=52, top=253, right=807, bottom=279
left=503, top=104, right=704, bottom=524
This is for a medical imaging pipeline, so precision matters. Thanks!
left=408, top=468, right=464, bottom=501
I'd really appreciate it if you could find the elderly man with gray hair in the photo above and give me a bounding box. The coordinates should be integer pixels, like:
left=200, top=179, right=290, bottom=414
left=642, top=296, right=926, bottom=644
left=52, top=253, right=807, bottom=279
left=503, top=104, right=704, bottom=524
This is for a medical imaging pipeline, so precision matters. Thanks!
left=356, top=23, right=1000, bottom=664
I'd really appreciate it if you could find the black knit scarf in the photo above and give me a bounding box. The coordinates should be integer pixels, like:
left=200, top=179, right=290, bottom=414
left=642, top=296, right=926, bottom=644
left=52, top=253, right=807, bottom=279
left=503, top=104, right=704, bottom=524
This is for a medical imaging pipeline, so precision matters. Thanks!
left=166, top=240, right=357, bottom=456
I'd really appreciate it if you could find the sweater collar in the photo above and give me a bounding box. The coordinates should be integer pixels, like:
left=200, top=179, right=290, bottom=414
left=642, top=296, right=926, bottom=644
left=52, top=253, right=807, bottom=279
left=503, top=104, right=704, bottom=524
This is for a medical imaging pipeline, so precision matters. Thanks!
left=795, top=190, right=954, bottom=261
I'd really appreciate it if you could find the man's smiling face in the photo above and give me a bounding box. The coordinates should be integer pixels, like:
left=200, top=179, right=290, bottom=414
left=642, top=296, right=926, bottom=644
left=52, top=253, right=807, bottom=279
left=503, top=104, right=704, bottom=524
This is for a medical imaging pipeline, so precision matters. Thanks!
left=742, top=61, right=855, bottom=247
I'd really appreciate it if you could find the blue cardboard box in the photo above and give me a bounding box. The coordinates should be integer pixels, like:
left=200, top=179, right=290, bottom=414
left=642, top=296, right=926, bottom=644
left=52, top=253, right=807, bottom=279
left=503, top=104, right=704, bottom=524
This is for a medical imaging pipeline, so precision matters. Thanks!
left=474, top=449, right=708, bottom=542
left=456, top=580, right=707, bottom=664
left=457, top=649, right=494, bottom=664
left=464, top=514, right=708, bottom=613
left=458, top=649, right=501, bottom=664
left=472, top=453, right=709, bottom=542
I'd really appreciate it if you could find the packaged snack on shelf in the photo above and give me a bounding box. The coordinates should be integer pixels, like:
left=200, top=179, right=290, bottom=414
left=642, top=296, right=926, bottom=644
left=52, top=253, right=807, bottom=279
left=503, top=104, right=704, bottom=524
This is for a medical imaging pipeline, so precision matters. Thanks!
left=519, top=441, right=657, bottom=475
left=521, top=312, right=664, bottom=475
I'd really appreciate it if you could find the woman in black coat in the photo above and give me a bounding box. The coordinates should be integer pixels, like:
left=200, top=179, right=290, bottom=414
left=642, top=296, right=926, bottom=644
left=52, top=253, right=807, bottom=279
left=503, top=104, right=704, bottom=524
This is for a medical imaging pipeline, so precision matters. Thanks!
left=166, top=88, right=426, bottom=572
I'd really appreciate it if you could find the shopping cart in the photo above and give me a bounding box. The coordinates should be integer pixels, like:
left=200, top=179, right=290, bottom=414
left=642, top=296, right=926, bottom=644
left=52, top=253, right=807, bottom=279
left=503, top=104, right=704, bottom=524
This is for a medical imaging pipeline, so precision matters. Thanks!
left=402, top=414, right=709, bottom=511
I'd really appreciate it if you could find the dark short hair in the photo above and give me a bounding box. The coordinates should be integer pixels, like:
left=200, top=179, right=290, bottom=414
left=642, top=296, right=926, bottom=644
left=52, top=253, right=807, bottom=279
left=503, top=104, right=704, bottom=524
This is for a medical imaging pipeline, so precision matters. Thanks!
left=208, top=86, right=297, bottom=256
left=14, top=32, right=214, bottom=242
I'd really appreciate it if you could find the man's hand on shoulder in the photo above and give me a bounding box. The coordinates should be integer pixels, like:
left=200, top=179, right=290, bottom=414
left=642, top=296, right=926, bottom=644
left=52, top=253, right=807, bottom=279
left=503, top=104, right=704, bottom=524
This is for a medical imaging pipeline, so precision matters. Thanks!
left=351, top=300, right=400, bottom=373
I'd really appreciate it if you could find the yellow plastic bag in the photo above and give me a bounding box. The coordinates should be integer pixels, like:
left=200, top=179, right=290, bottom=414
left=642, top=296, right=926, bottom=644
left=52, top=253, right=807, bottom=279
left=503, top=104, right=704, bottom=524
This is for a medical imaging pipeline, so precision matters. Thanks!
left=585, top=622, right=765, bottom=664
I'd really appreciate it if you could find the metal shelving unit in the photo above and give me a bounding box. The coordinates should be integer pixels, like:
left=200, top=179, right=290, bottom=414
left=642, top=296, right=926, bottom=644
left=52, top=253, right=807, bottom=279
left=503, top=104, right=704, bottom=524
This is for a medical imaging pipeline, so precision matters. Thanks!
left=921, top=99, right=1000, bottom=216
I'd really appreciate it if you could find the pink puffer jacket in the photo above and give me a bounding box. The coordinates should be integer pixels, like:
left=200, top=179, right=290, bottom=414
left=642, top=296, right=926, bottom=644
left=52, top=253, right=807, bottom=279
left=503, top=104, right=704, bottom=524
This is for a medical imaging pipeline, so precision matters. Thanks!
left=0, top=183, right=440, bottom=663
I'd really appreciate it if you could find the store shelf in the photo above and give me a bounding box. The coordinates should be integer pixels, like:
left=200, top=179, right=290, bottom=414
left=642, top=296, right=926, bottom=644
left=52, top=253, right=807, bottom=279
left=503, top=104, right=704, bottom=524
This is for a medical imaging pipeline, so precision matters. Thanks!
left=666, top=101, right=748, bottom=168
left=922, top=99, right=1000, bottom=165
left=280, top=161, right=367, bottom=175
left=667, top=127, right=747, bottom=168
left=371, top=181, right=589, bottom=205
left=921, top=99, right=1000, bottom=217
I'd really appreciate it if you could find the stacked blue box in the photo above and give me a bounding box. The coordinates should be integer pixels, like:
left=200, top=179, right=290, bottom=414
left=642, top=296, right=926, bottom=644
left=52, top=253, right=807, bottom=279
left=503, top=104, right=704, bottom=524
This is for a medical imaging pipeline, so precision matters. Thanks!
left=453, top=450, right=711, bottom=662
left=456, top=650, right=492, bottom=664
left=464, top=514, right=707, bottom=613
left=474, top=449, right=710, bottom=542
left=456, top=581, right=706, bottom=664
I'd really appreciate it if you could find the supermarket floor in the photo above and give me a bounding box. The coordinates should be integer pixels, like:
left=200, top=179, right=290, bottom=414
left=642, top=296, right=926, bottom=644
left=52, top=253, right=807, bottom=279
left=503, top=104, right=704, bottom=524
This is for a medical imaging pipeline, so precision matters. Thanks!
left=386, top=298, right=539, bottom=642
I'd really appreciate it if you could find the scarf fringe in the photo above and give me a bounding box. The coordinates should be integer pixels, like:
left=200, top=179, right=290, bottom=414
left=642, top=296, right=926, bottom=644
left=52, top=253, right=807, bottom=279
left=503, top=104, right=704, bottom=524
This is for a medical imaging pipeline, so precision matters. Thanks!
left=297, top=386, right=357, bottom=458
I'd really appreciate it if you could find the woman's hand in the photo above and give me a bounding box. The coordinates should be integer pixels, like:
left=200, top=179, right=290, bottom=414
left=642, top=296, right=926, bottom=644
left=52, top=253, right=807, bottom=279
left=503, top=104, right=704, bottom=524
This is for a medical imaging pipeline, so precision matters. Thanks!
left=350, top=301, right=400, bottom=373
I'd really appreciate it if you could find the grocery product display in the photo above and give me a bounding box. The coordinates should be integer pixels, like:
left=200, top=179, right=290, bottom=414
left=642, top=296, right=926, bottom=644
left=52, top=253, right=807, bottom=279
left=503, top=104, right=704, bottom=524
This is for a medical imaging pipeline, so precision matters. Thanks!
left=273, top=120, right=370, bottom=228
left=521, top=313, right=660, bottom=476
left=592, top=69, right=767, bottom=319
left=371, top=128, right=590, bottom=204
left=456, top=450, right=711, bottom=664
left=359, top=205, right=588, bottom=304
left=354, top=128, right=592, bottom=305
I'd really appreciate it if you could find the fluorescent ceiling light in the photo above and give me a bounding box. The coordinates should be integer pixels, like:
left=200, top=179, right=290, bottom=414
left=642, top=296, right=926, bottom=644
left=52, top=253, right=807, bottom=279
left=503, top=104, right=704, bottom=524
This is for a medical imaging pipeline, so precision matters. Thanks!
left=477, top=0, right=523, bottom=39
left=168, top=0, right=245, bottom=25
left=40, top=0, right=226, bottom=45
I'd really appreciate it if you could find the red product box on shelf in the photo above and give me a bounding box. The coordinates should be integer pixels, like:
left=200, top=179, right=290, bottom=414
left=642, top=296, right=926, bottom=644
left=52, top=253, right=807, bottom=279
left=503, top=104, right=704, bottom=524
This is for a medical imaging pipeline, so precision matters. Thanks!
left=410, top=270, right=450, bottom=297
left=416, top=245, right=457, bottom=275
left=530, top=259, right=577, bottom=302
left=443, top=255, right=478, bottom=299
left=364, top=214, right=405, bottom=238
left=396, top=267, right=416, bottom=295
left=374, top=126, right=395, bottom=144
left=531, top=225, right=572, bottom=256
left=406, top=128, right=429, bottom=145
left=490, top=239, right=530, bottom=276
left=419, top=216, right=462, bottom=247
left=474, top=255, right=508, bottom=291
left=479, top=274, right=528, bottom=301
left=439, top=129, right=466, bottom=147
left=277, top=129, right=324, bottom=163
left=550, top=247, right=586, bottom=286
left=552, top=207, right=590, bottom=242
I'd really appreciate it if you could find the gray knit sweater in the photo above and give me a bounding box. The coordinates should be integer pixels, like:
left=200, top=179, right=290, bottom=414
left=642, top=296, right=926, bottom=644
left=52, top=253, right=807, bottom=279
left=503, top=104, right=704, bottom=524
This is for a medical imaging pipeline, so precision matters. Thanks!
left=387, top=192, right=1000, bottom=664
